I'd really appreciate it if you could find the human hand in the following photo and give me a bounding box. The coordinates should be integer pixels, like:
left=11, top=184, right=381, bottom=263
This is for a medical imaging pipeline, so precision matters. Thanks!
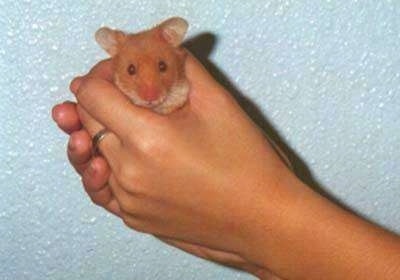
left=52, top=105, right=280, bottom=280
left=55, top=53, right=296, bottom=278
left=74, top=54, right=294, bottom=253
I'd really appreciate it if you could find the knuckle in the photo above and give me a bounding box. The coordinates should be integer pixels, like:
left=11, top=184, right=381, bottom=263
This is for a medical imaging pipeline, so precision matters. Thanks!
left=116, top=165, right=135, bottom=187
left=69, top=130, right=90, bottom=156
left=139, top=138, right=159, bottom=156
left=76, top=77, right=104, bottom=99
left=116, top=165, right=145, bottom=194
left=69, top=77, right=82, bottom=94
left=138, top=135, right=168, bottom=158
left=122, top=126, right=140, bottom=147
left=76, top=78, right=90, bottom=96
left=123, top=126, right=138, bottom=147
left=124, top=116, right=166, bottom=151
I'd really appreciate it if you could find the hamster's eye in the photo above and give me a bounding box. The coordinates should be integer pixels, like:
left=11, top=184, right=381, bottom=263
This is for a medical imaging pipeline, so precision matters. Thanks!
left=158, top=60, right=167, bottom=72
left=127, top=64, right=136, bottom=75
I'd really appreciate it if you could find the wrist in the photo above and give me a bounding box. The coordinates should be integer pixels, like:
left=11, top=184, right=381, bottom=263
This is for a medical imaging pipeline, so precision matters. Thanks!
left=238, top=167, right=340, bottom=278
left=241, top=171, right=400, bottom=280
left=236, top=168, right=310, bottom=275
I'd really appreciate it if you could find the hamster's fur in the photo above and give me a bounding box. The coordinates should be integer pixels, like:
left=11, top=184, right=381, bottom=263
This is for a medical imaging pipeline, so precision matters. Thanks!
left=95, top=17, right=189, bottom=114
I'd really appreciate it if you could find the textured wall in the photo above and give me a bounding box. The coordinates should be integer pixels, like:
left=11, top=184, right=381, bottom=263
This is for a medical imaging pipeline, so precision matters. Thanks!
left=1, top=1, right=399, bottom=279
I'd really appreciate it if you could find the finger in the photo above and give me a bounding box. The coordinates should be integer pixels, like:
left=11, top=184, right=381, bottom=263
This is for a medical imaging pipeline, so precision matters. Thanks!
left=86, top=58, right=113, bottom=81
left=69, top=77, right=83, bottom=95
left=108, top=173, right=136, bottom=210
left=86, top=185, right=121, bottom=218
left=82, top=156, right=110, bottom=192
left=108, top=174, right=146, bottom=230
left=105, top=197, right=122, bottom=217
left=184, top=52, right=224, bottom=96
left=52, top=101, right=82, bottom=134
left=75, top=76, right=156, bottom=140
left=67, top=129, right=92, bottom=174
left=76, top=105, right=122, bottom=169
left=86, top=185, right=113, bottom=206
left=69, top=59, right=114, bottom=95
left=80, top=157, right=122, bottom=217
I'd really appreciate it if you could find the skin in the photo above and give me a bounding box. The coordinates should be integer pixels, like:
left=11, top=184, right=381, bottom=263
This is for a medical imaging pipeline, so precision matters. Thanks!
left=52, top=54, right=400, bottom=279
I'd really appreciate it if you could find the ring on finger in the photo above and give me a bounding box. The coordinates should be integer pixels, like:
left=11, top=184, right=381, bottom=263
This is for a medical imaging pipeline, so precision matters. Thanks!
left=92, top=128, right=109, bottom=156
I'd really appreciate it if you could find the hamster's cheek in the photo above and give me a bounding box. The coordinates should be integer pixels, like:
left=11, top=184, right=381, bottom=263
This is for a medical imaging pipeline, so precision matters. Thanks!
left=114, top=74, right=137, bottom=99
left=161, top=72, right=176, bottom=91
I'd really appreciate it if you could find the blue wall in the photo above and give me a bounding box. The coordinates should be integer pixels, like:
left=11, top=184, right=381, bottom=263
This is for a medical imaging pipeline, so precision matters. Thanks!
left=1, top=1, right=399, bottom=279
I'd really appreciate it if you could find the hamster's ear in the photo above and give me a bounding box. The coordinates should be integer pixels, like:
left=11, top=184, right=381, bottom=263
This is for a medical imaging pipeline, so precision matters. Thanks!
left=158, top=17, right=188, bottom=47
left=95, top=27, right=127, bottom=56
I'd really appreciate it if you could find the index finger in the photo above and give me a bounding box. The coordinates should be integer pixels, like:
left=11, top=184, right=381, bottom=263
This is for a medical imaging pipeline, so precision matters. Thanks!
left=75, top=77, right=155, bottom=140
left=70, top=59, right=113, bottom=95
left=87, top=58, right=114, bottom=81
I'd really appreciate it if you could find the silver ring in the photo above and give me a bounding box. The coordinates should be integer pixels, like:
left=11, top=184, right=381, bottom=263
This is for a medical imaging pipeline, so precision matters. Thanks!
left=92, top=128, right=108, bottom=155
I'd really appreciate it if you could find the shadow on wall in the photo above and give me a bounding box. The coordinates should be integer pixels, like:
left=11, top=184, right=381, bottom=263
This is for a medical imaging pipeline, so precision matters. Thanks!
left=183, top=33, right=350, bottom=210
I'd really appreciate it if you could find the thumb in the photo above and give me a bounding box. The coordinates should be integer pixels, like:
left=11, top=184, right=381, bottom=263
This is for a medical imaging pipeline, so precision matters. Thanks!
left=184, top=51, right=227, bottom=97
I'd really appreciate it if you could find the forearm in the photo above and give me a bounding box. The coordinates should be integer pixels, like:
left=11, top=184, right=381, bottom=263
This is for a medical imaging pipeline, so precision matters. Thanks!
left=244, top=174, right=400, bottom=280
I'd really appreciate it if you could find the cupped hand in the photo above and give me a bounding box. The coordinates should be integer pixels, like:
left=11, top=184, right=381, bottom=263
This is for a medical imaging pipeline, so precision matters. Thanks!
left=52, top=103, right=280, bottom=280
left=52, top=54, right=294, bottom=279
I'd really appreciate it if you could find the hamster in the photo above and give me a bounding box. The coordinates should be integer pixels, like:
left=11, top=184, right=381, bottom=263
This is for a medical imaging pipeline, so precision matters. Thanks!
left=95, top=17, right=189, bottom=114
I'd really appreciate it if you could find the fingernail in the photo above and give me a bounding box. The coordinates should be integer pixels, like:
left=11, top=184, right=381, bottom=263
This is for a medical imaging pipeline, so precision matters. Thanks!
left=63, top=100, right=75, bottom=105
left=70, top=76, right=83, bottom=94
left=51, top=104, right=63, bottom=122
left=68, top=138, right=76, bottom=151
left=88, top=162, right=96, bottom=175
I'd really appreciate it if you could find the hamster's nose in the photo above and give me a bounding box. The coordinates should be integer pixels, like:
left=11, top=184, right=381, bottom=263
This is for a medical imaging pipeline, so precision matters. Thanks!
left=141, top=87, right=160, bottom=101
